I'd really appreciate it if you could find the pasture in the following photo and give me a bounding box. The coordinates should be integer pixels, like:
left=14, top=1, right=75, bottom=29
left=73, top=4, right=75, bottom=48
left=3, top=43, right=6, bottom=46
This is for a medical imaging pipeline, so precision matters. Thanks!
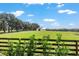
left=0, top=31, right=78, bottom=40
left=0, top=31, right=79, bottom=56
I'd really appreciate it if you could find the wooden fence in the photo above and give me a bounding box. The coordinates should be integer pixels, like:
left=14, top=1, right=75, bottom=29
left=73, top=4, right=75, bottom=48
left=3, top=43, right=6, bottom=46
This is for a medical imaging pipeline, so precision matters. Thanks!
left=0, top=38, right=79, bottom=56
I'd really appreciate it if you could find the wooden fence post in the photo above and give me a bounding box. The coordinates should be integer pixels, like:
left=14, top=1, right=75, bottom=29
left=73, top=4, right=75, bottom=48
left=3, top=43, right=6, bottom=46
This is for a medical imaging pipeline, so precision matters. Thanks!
left=75, top=41, right=78, bottom=56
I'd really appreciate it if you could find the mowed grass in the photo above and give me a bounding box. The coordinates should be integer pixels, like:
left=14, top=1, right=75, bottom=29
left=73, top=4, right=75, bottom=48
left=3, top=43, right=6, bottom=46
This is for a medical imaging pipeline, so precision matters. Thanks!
left=0, top=31, right=79, bottom=40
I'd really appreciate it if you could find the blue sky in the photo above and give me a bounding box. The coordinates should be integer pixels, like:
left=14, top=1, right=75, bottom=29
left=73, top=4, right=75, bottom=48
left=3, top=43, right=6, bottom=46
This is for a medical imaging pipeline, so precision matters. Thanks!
left=0, top=3, right=79, bottom=29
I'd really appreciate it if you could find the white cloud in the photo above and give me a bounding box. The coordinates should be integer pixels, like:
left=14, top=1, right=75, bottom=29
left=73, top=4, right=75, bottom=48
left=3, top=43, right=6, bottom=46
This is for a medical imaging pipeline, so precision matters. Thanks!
left=43, top=18, right=63, bottom=29
left=27, top=14, right=34, bottom=17
left=43, top=19, right=56, bottom=23
left=24, top=3, right=44, bottom=5
left=11, top=10, right=24, bottom=17
left=66, top=23, right=75, bottom=29
left=22, top=0, right=53, bottom=5
left=23, top=3, right=30, bottom=7
left=51, top=22, right=65, bottom=29
left=57, top=3, right=64, bottom=8
left=58, top=9, right=77, bottom=14
left=51, top=22, right=60, bottom=26
left=69, top=23, right=75, bottom=26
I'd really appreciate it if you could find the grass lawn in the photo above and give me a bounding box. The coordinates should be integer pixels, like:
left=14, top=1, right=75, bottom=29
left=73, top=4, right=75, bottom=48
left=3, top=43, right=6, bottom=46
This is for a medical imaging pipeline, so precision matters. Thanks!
left=0, top=31, right=79, bottom=40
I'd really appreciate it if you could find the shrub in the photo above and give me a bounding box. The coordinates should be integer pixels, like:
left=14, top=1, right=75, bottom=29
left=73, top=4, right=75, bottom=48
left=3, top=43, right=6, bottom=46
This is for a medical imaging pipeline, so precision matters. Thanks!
left=42, top=35, right=50, bottom=56
left=27, top=35, right=36, bottom=56
left=6, top=34, right=69, bottom=56
left=55, top=33, right=69, bottom=56
left=15, top=38, right=26, bottom=56
left=7, top=39, right=27, bottom=56
left=7, top=40, right=15, bottom=56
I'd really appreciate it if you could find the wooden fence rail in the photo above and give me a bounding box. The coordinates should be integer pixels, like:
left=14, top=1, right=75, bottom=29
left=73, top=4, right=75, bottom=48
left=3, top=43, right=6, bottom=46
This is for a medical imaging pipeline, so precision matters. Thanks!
left=0, top=38, right=79, bottom=56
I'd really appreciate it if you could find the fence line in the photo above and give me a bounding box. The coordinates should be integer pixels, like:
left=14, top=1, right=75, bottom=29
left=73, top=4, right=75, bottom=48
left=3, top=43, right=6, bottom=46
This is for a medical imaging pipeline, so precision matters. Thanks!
left=0, top=38, right=79, bottom=56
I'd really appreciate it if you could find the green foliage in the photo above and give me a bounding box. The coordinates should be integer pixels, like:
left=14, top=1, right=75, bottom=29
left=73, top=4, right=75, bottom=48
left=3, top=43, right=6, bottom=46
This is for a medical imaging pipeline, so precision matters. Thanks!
left=7, top=40, right=15, bottom=56
left=42, top=35, right=50, bottom=56
left=55, top=33, right=69, bottom=56
left=56, top=33, right=62, bottom=48
left=0, top=13, right=40, bottom=33
left=7, top=35, right=36, bottom=56
left=14, top=38, right=27, bottom=56
left=6, top=34, right=70, bottom=56
left=27, top=35, right=36, bottom=56
left=7, top=39, right=27, bottom=56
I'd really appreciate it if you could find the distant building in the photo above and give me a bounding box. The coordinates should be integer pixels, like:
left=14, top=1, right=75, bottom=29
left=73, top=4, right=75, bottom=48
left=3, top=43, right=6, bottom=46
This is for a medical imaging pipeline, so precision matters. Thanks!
left=36, top=27, right=41, bottom=31
left=36, top=27, right=46, bottom=31
left=41, top=28, right=46, bottom=31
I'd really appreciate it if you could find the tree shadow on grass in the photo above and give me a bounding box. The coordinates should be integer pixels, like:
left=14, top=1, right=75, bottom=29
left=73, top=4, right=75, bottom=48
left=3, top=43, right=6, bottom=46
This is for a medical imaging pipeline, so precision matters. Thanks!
left=0, top=31, right=23, bottom=34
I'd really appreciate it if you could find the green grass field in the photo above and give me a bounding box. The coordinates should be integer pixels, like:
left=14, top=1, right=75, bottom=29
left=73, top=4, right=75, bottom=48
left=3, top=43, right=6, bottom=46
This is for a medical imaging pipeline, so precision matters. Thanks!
left=0, top=31, right=78, bottom=56
left=0, top=31, right=79, bottom=40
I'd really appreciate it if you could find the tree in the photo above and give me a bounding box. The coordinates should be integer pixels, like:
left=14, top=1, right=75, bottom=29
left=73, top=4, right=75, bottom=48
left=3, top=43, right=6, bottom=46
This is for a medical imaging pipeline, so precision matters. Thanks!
left=2, top=20, right=7, bottom=33
left=22, top=22, right=32, bottom=31
left=0, top=13, right=23, bottom=32
left=31, top=23, right=40, bottom=30
left=0, top=13, right=16, bottom=32
left=0, top=13, right=40, bottom=32
left=14, top=18, right=23, bottom=32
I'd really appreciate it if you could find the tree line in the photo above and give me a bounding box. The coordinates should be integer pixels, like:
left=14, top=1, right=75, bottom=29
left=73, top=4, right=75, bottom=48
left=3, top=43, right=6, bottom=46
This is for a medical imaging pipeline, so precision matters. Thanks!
left=46, top=29, right=79, bottom=32
left=0, top=13, right=40, bottom=33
